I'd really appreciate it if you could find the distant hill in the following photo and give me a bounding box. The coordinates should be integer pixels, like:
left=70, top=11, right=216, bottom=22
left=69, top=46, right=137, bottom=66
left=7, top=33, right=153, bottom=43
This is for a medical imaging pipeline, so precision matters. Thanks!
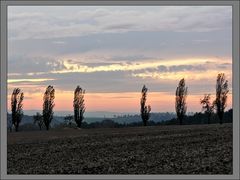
left=7, top=113, right=62, bottom=126
left=113, top=112, right=176, bottom=124
left=15, top=110, right=138, bottom=118
left=7, top=112, right=176, bottom=127
left=7, top=109, right=232, bottom=131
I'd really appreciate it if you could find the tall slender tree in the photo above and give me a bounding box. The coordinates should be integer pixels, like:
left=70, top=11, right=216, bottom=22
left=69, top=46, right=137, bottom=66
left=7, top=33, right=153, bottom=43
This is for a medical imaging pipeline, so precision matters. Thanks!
left=200, top=94, right=214, bottom=124
left=11, top=88, right=24, bottom=132
left=42, top=85, right=55, bottom=130
left=140, top=85, right=151, bottom=126
left=175, top=78, right=188, bottom=125
left=73, top=86, right=86, bottom=128
left=214, top=73, right=229, bottom=124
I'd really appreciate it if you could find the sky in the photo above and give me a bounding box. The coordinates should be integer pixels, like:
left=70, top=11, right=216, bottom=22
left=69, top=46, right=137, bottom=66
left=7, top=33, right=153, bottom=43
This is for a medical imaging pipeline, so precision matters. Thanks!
left=7, top=6, right=232, bottom=114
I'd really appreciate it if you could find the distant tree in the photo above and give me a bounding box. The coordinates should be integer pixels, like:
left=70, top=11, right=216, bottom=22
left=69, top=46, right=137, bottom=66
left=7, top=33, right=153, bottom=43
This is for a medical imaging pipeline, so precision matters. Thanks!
left=33, top=112, right=44, bottom=130
left=73, top=86, right=86, bottom=128
left=42, top=85, right=55, bottom=130
left=140, top=85, right=151, bottom=126
left=175, top=78, right=188, bottom=125
left=11, top=88, right=24, bottom=132
left=213, top=73, right=229, bottom=124
left=200, top=94, right=214, bottom=124
left=64, top=114, right=74, bottom=127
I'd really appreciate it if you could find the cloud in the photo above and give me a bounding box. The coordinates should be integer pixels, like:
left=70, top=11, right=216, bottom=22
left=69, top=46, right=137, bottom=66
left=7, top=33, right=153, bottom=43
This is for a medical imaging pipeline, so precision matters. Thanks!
left=8, top=78, right=55, bottom=83
left=110, top=55, right=155, bottom=61
left=131, top=60, right=232, bottom=81
left=52, top=59, right=163, bottom=73
left=40, top=58, right=214, bottom=74
left=8, top=55, right=64, bottom=74
left=52, top=41, right=66, bottom=45
left=7, top=55, right=232, bottom=96
left=132, top=71, right=216, bottom=81
left=193, top=39, right=211, bottom=43
left=8, top=30, right=232, bottom=63
left=8, top=56, right=231, bottom=77
left=8, top=6, right=232, bottom=40
left=216, top=63, right=232, bottom=69
left=6, top=6, right=232, bottom=112
left=167, top=64, right=206, bottom=72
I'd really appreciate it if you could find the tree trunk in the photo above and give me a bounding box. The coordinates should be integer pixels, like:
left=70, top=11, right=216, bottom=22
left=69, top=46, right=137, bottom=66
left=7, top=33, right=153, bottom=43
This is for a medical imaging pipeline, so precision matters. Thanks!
left=208, top=114, right=211, bottom=124
left=77, top=121, right=81, bottom=128
left=219, top=112, right=223, bottom=124
left=143, top=120, right=147, bottom=126
left=220, top=117, right=223, bottom=124
left=179, top=118, right=182, bottom=125
left=15, top=124, right=19, bottom=132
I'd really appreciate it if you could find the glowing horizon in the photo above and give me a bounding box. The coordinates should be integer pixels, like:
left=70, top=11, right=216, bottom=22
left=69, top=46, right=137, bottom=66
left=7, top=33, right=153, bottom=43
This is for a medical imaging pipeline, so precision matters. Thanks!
left=7, top=89, right=233, bottom=113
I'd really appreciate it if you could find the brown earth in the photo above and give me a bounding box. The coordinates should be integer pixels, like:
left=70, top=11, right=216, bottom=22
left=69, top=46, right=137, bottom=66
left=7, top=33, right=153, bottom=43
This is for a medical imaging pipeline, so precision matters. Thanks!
left=7, top=123, right=232, bottom=174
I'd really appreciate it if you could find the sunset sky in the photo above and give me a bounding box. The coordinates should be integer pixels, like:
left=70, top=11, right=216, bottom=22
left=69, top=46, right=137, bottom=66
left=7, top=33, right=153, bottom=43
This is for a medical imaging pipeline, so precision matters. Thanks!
left=8, top=6, right=232, bottom=115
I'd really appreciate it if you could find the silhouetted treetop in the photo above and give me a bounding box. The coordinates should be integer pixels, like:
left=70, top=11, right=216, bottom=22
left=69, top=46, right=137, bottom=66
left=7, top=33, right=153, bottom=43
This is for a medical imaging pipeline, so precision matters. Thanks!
left=200, top=94, right=214, bottom=124
left=214, top=73, right=229, bottom=124
left=43, top=85, right=55, bottom=130
left=140, top=85, right=151, bottom=126
left=175, top=78, right=188, bottom=125
left=73, top=85, right=86, bottom=128
left=11, top=88, right=24, bottom=132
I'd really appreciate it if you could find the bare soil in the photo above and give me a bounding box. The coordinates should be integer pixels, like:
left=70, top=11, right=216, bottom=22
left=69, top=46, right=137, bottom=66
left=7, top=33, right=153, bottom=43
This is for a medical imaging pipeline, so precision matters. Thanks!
left=7, top=123, right=232, bottom=174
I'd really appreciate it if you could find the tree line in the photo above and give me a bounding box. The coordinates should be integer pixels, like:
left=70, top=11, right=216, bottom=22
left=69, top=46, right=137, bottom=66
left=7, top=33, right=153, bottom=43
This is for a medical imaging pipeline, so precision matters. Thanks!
left=9, top=109, right=232, bottom=131
left=9, top=73, right=229, bottom=132
left=140, top=73, right=229, bottom=126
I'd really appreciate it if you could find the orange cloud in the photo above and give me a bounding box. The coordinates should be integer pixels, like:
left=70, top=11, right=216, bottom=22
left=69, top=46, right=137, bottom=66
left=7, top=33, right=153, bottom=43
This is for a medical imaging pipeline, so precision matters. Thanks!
left=132, top=70, right=232, bottom=81
left=8, top=78, right=54, bottom=83
left=49, top=57, right=231, bottom=74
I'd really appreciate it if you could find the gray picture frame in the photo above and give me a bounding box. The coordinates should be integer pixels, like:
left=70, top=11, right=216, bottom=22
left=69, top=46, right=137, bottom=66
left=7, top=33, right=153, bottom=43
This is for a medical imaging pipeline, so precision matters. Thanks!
left=1, top=0, right=239, bottom=179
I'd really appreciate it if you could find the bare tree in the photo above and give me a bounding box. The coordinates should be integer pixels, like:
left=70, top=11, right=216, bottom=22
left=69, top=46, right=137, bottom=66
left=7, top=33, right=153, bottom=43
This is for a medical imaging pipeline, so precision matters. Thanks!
left=73, top=86, right=86, bottom=128
left=214, top=73, right=229, bottom=124
left=175, top=78, right=188, bottom=125
left=64, top=114, right=74, bottom=127
left=140, top=85, right=151, bottom=126
left=42, top=85, right=55, bottom=130
left=33, top=112, right=44, bottom=130
left=200, top=94, right=214, bottom=124
left=11, top=88, right=24, bottom=132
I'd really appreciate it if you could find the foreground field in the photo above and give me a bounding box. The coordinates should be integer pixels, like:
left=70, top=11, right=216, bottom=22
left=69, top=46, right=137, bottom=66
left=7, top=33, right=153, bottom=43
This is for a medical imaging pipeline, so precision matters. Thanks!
left=7, top=123, right=232, bottom=174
